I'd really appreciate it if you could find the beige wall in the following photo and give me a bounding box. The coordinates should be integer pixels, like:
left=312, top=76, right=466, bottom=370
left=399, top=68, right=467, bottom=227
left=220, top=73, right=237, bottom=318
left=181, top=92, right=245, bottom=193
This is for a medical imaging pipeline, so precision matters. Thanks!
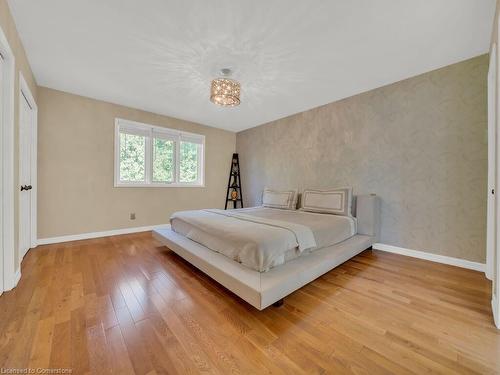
left=237, top=55, right=488, bottom=263
left=37, top=87, right=235, bottom=238
left=0, top=0, right=38, bottom=271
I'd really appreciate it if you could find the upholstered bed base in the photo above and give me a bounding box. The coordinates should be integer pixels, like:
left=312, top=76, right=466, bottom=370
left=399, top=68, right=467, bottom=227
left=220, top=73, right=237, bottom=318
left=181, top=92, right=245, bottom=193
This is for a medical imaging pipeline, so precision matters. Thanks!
left=153, top=228, right=374, bottom=309
left=152, top=194, right=380, bottom=310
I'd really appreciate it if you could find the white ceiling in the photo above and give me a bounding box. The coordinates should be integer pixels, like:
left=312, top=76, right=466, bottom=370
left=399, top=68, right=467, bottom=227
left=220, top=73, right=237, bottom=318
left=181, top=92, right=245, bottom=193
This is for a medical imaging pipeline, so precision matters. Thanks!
left=8, top=0, right=495, bottom=132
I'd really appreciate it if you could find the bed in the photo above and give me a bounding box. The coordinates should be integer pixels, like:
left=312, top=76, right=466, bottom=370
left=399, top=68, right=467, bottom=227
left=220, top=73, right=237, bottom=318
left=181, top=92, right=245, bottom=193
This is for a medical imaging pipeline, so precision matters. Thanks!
left=153, top=194, right=380, bottom=310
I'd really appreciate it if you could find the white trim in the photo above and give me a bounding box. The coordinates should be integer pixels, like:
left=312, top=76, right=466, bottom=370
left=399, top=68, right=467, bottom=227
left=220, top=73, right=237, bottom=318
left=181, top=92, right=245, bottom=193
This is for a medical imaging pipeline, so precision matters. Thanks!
left=174, top=132, right=181, bottom=183
left=18, top=73, right=38, bottom=256
left=114, top=118, right=205, bottom=188
left=117, top=118, right=205, bottom=139
left=373, top=243, right=486, bottom=272
left=487, top=44, right=497, bottom=281
left=6, top=268, right=21, bottom=290
left=494, top=18, right=500, bottom=332
left=114, top=182, right=206, bottom=188
left=0, top=23, right=16, bottom=293
left=493, top=296, right=499, bottom=329
left=37, top=224, right=170, bottom=245
left=2, top=262, right=20, bottom=291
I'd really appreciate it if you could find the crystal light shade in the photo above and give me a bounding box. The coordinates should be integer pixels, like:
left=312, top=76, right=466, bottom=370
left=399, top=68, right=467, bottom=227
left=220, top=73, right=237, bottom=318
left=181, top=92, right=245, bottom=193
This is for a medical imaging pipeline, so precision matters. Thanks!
left=210, top=78, right=241, bottom=106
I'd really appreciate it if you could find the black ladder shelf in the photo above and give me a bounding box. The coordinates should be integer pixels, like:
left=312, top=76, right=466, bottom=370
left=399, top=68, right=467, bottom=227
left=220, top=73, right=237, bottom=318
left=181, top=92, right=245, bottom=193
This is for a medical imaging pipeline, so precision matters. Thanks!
left=225, top=153, right=243, bottom=209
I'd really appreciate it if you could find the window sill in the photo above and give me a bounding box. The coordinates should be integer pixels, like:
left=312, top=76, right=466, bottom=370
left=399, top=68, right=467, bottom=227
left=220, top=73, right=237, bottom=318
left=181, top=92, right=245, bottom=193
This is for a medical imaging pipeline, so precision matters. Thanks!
left=114, top=182, right=205, bottom=188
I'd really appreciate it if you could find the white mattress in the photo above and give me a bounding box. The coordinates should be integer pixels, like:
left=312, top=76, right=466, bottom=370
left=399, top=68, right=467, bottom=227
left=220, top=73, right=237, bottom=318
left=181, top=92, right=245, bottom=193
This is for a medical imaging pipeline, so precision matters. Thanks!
left=170, top=207, right=356, bottom=272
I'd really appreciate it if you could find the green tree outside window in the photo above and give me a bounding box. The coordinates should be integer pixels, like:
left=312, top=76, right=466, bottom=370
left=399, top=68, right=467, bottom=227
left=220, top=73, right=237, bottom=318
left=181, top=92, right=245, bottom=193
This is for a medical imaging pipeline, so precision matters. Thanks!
left=119, top=133, right=145, bottom=182
left=153, top=138, right=174, bottom=182
left=180, top=142, right=199, bottom=182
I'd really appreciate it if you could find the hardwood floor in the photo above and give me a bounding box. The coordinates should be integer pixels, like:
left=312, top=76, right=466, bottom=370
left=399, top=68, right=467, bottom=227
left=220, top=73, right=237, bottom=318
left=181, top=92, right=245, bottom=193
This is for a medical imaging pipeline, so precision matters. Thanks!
left=0, top=232, right=499, bottom=374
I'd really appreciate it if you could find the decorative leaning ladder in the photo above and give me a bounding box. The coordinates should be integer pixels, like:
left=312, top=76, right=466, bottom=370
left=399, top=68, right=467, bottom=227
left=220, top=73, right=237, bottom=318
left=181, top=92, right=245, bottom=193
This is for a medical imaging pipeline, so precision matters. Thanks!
left=225, top=153, right=243, bottom=209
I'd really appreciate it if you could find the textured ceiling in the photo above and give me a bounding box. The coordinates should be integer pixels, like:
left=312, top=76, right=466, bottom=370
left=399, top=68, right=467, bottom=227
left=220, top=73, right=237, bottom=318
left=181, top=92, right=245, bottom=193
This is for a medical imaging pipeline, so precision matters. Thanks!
left=8, top=0, right=496, bottom=131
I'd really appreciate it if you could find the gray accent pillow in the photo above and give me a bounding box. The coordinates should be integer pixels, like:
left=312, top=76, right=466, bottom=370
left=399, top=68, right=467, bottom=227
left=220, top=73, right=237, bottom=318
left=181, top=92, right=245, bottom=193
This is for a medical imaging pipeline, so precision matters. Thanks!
left=262, top=188, right=298, bottom=210
left=300, top=187, right=353, bottom=216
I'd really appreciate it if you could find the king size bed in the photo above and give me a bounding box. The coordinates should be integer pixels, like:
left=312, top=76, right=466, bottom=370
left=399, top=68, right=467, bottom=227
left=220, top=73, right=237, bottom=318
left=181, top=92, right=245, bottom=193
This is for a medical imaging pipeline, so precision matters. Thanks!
left=153, top=191, right=380, bottom=310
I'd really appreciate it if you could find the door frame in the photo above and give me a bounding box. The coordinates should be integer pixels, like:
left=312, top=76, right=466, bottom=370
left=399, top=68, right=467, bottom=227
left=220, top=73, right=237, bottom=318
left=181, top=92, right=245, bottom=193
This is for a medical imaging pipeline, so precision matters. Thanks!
left=18, top=72, right=37, bottom=261
left=487, top=44, right=497, bottom=282
left=489, top=43, right=499, bottom=329
left=495, top=22, right=500, bottom=329
left=0, top=25, right=16, bottom=291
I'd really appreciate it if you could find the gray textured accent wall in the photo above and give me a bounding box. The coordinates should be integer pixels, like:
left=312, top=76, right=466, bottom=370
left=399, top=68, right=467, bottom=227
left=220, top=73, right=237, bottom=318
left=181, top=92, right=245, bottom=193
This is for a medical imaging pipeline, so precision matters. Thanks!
left=236, top=55, right=488, bottom=263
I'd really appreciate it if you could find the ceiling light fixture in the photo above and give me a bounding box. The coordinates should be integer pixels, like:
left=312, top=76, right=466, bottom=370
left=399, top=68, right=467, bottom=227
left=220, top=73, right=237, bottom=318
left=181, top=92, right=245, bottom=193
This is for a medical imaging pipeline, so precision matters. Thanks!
left=210, top=68, right=241, bottom=107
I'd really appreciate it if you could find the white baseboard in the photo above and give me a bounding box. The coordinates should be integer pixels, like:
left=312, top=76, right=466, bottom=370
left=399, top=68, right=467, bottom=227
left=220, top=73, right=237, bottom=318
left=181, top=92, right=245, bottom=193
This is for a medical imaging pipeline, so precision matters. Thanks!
left=13, top=268, right=21, bottom=288
left=493, top=296, right=499, bottom=329
left=486, top=267, right=493, bottom=281
left=37, top=224, right=169, bottom=246
left=4, top=268, right=21, bottom=291
left=372, top=243, right=486, bottom=273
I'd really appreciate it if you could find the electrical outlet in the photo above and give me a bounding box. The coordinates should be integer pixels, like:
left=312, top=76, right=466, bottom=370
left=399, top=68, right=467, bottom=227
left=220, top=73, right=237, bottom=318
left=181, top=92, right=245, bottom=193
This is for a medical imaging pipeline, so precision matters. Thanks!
left=130, top=213, right=136, bottom=220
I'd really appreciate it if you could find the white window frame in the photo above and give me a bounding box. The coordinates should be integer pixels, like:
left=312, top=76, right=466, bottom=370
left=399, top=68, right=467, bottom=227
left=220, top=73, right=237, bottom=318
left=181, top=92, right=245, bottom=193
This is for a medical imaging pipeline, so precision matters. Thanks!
left=114, top=118, right=205, bottom=187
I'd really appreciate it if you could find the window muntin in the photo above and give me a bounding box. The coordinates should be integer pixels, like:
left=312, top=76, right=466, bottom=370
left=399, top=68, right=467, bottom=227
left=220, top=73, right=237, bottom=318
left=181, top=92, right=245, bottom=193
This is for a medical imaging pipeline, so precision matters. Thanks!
left=115, top=119, right=204, bottom=187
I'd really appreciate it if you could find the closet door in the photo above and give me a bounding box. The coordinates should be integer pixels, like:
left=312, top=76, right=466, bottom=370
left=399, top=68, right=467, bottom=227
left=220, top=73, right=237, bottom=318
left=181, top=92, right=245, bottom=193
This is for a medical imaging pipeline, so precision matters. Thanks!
left=18, top=92, right=32, bottom=260
left=491, top=42, right=500, bottom=329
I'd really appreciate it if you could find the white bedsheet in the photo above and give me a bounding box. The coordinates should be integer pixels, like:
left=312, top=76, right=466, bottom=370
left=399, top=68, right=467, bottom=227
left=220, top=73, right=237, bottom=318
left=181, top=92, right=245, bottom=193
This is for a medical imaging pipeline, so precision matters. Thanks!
left=170, top=207, right=356, bottom=272
left=204, top=209, right=316, bottom=251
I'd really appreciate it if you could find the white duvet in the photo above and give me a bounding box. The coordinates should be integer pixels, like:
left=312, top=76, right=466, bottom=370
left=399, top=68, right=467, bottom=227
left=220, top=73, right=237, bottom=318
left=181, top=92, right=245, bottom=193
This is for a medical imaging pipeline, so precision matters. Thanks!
left=170, top=207, right=356, bottom=272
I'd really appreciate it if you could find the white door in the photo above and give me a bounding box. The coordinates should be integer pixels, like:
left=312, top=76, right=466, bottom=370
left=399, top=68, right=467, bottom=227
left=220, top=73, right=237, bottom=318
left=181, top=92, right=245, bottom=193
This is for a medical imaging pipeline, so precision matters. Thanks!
left=496, top=39, right=500, bottom=329
left=488, top=46, right=497, bottom=282
left=491, top=41, right=500, bottom=329
left=18, top=91, right=33, bottom=260
left=0, top=54, right=4, bottom=294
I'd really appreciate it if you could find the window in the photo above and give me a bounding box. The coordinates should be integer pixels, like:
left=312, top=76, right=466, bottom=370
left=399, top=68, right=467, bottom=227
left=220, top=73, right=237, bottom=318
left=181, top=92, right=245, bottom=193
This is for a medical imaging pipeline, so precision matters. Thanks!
left=115, top=118, right=204, bottom=187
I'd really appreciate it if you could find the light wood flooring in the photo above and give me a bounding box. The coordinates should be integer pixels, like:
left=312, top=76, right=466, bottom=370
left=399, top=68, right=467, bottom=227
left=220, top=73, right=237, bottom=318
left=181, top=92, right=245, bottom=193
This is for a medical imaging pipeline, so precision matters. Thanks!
left=0, top=232, right=499, bottom=374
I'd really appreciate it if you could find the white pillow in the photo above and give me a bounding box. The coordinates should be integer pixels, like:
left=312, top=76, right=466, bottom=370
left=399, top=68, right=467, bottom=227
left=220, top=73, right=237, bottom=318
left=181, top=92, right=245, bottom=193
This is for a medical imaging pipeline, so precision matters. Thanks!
left=262, top=188, right=298, bottom=210
left=300, top=187, right=353, bottom=216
